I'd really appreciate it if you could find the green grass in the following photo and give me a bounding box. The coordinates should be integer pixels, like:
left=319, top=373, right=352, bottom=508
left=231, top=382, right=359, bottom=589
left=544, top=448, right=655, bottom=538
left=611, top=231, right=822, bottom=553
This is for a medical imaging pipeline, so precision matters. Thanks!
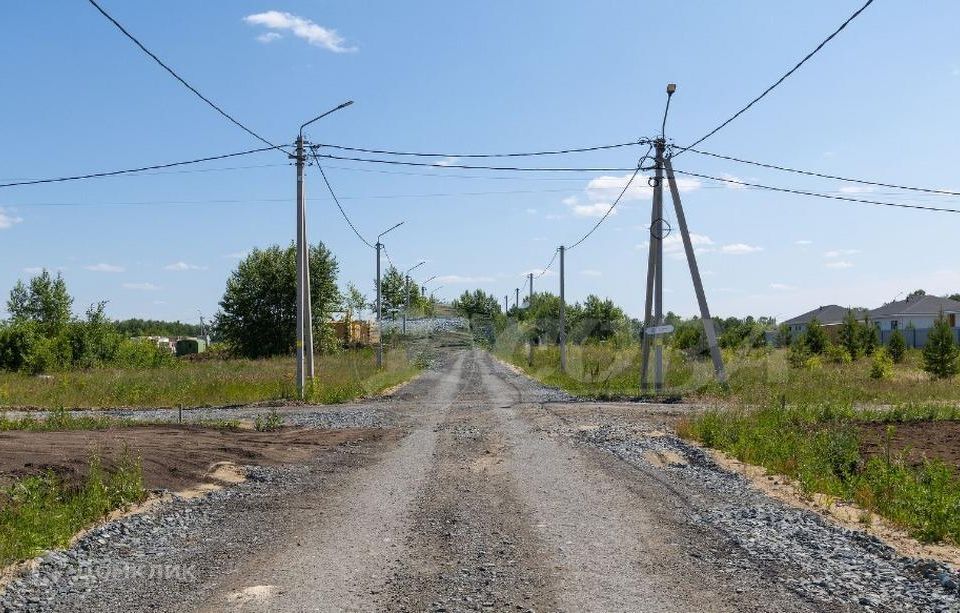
left=0, top=452, right=146, bottom=566
left=0, top=407, right=241, bottom=431
left=0, top=348, right=418, bottom=410
left=497, top=342, right=960, bottom=406
left=678, top=402, right=960, bottom=544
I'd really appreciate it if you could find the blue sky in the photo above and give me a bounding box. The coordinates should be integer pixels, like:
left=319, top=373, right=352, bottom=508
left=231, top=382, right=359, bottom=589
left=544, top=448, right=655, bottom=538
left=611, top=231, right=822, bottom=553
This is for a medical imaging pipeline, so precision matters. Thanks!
left=2, top=1, right=959, bottom=324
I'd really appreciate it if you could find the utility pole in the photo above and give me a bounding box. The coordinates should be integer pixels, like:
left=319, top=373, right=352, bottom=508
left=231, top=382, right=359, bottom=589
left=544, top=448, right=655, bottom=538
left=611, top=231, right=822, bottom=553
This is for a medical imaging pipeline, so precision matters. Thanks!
left=294, top=133, right=307, bottom=398
left=528, top=272, right=534, bottom=365
left=375, top=222, right=404, bottom=369
left=504, top=295, right=508, bottom=313
left=640, top=84, right=725, bottom=392
left=559, top=246, right=566, bottom=373
left=293, top=101, right=353, bottom=399
left=515, top=288, right=519, bottom=310
left=402, top=261, right=425, bottom=335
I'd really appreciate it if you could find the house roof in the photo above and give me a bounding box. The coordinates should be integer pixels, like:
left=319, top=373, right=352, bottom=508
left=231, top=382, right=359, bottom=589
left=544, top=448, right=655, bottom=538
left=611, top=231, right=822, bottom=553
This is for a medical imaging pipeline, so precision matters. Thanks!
left=869, top=295, right=960, bottom=318
left=782, top=305, right=867, bottom=327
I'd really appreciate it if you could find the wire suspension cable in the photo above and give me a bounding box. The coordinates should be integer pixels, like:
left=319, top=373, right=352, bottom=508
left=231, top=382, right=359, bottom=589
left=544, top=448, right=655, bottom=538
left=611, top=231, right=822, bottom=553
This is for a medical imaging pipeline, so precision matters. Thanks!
left=677, top=147, right=960, bottom=197
left=0, top=147, right=276, bottom=189
left=309, top=150, right=375, bottom=249
left=536, top=249, right=559, bottom=279
left=675, top=0, right=875, bottom=156
left=567, top=166, right=643, bottom=251
left=87, top=0, right=287, bottom=154
left=673, top=169, right=960, bottom=214
left=315, top=141, right=646, bottom=159
left=311, top=152, right=636, bottom=173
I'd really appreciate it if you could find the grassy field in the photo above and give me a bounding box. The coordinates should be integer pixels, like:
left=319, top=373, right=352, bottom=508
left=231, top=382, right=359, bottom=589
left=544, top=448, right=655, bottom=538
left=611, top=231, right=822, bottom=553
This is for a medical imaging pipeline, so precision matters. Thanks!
left=0, top=348, right=418, bottom=410
left=0, top=453, right=146, bottom=567
left=497, top=342, right=960, bottom=406
left=679, top=402, right=960, bottom=544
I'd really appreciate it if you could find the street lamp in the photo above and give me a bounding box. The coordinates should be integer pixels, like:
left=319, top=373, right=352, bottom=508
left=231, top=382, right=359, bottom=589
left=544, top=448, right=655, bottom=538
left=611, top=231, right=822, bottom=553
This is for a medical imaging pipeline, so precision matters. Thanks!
left=403, top=261, right=426, bottom=334
left=293, top=100, right=353, bottom=399
left=375, top=221, right=404, bottom=368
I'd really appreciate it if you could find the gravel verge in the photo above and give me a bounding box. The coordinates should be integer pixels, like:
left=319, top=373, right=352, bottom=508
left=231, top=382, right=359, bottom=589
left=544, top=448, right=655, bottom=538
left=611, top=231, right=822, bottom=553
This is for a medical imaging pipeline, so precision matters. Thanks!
left=579, top=425, right=960, bottom=612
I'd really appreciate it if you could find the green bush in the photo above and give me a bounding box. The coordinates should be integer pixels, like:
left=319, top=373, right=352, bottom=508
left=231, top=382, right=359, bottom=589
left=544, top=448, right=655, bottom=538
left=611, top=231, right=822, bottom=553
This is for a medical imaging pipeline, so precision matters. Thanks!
left=888, top=329, right=907, bottom=363
left=870, top=348, right=894, bottom=380
left=825, top=344, right=852, bottom=365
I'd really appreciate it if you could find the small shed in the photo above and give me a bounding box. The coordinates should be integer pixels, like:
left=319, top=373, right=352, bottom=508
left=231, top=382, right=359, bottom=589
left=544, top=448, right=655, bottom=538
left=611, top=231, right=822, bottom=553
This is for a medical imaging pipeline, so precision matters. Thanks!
left=175, top=337, right=207, bottom=356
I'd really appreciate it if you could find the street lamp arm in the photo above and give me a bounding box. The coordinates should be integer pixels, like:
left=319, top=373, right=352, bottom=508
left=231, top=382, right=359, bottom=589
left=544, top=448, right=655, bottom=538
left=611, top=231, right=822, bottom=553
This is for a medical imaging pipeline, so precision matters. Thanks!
left=300, top=100, right=354, bottom=137
left=377, top=220, right=405, bottom=242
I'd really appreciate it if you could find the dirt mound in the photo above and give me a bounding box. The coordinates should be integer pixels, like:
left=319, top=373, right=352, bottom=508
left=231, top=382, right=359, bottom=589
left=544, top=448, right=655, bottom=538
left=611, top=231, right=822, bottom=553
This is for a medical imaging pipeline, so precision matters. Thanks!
left=858, top=420, right=960, bottom=471
left=0, top=425, right=393, bottom=492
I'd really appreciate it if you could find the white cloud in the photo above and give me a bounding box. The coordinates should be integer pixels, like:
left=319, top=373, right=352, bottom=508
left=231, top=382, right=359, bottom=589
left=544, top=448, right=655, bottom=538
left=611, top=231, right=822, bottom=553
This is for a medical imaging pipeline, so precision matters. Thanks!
left=435, top=275, right=495, bottom=284
left=526, top=208, right=537, bottom=214
left=770, top=283, right=797, bottom=291
left=580, top=269, right=602, bottom=277
left=826, top=260, right=854, bottom=269
left=225, top=251, right=248, bottom=260
left=243, top=11, right=355, bottom=52
left=85, top=263, right=125, bottom=273
left=720, top=243, right=763, bottom=255
left=23, top=267, right=43, bottom=274
left=585, top=173, right=700, bottom=203
left=123, top=282, right=160, bottom=291
left=256, top=32, right=282, bottom=43
left=838, top=185, right=874, bottom=194
left=823, top=249, right=860, bottom=258
left=794, top=239, right=813, bottom=246
left=571, top=202, right=616, bottom=218
left=164, top=261, right=207, bottom=271
left=435, top=157, right=460, bottom=167
left=720, top=173, right=747, bottom=189
left=0, top=208, right=23, bottom=229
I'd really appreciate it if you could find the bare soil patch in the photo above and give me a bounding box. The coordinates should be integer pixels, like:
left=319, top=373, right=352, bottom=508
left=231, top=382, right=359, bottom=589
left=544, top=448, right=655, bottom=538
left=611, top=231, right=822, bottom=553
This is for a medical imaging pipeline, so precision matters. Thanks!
left=858, top=420, right=960, bottom=471
left=0, top=425, right=394, bottom=491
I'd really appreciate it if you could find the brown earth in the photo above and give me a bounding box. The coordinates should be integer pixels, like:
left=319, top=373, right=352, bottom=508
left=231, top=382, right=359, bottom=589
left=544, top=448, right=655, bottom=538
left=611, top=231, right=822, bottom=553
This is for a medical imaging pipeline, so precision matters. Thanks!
left=0, top=425, right=395, bottom=491
left=858, top=420, right=960, bottom=471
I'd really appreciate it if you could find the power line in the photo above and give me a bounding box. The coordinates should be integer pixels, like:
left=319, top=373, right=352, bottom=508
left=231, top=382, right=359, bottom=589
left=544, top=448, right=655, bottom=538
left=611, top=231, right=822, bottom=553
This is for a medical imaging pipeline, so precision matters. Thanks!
left=673, top=169, right=960, bottom=214
left=315, top=141, right=645, bottom=159
left=675, top=0, right=875, bottom=156
left=309, top=150, right=375, bottom=249
left=311, top=152, right=637, bottom=173
left=676, top=147, right=960, bottom=197
left=536, top=249, right=559, bottom=279
left=567, top=166, right=642, bottom=250
left=0, top=147, right=275, bottom=189
left=87, top=0, right=287, bottom=154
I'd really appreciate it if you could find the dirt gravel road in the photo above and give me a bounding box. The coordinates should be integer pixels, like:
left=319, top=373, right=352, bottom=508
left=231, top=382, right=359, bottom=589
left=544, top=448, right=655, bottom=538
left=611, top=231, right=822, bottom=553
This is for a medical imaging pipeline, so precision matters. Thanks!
left=5, top=348, right=959, bottom=612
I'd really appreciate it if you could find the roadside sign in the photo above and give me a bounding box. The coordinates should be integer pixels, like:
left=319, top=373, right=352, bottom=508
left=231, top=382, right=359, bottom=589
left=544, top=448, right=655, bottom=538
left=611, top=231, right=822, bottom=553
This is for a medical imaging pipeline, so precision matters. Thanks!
left=644, top=324, right=675, bottom=336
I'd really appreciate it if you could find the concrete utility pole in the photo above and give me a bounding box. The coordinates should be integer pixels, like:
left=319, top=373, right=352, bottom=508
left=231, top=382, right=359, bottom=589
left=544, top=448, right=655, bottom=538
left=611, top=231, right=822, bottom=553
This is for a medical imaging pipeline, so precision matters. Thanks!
left=528, top=272, right=534, bottom=365
left=403, top=261, right=425, bottom=335
left=640, top=84, right=725, bottom=392
left=294, top=134, right=307, bottom=398
left=375, top=222, right=403, bottom=369
left=559, top=246, right=566, bottom=373
left=515, top=288, right=519, bottom=310
left=504, top=295, right=508, bottom=313
left=293, top=101, right=353, bottom=399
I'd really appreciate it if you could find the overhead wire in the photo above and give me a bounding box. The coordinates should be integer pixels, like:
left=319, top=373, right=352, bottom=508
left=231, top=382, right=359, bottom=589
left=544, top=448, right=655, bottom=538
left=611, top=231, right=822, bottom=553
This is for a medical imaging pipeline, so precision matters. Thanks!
left=315, top=141, right=646, bottom=159
left=86, top=0, right=288, bottom=155
left=536, top=249, right=559, bottom=279
left=309, top=149, right=375, bottom=249
left=672, top=169, right=960, bottom=214
left=311, top=151, right=636, bottom=173
left=674, top=0, right=875, bottom=157
left=0, top=147, right=276, bottom=189
left=676, top=147, right=960, bottom=197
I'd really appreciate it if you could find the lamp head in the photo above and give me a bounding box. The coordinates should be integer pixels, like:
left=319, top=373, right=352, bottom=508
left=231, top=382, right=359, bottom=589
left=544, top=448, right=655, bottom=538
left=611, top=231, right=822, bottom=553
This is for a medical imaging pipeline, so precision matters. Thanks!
left=666, top=83, right=677, bottom=95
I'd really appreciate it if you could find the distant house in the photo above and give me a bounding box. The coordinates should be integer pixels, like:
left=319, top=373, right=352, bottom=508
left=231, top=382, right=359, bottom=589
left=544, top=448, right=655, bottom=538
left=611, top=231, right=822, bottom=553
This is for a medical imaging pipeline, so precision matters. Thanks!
left=780, top=304, right=867, bottom=337
left=869, top=294, right=960, bottom=331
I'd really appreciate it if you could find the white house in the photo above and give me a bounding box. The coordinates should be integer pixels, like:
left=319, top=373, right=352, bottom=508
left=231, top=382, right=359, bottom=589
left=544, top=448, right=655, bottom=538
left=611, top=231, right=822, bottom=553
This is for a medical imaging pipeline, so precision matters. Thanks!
left=868, top=295, right=960, bottom=331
